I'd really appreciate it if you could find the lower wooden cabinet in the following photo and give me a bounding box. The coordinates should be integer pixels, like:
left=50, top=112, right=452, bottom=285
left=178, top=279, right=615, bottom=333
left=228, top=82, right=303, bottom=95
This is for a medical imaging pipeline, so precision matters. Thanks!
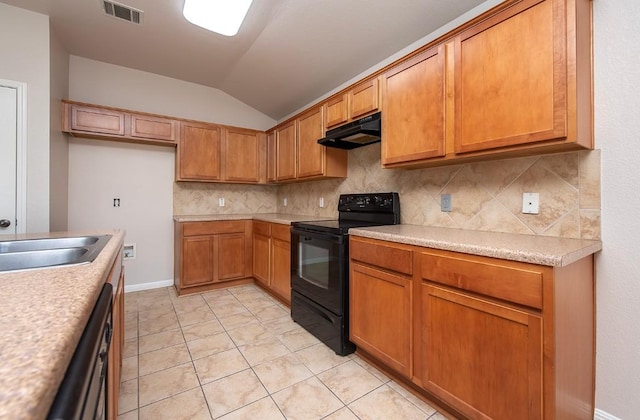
left=349, top=236, right=595, bottom=419
left=107, top=248, right=124, bottom=420
left=174, top=220, right=253, bottom=295
left=252, top=221, right=292, bottom=304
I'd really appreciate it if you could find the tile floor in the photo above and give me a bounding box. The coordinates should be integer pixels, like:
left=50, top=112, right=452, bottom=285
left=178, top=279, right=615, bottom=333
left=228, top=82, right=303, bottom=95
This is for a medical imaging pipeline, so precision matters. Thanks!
left=118, top=284, right=447, bottom=419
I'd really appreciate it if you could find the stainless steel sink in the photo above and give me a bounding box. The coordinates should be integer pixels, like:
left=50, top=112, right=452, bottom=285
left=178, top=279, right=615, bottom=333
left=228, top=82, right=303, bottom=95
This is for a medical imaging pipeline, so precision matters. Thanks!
left=0, top=235, right=111, bottom=272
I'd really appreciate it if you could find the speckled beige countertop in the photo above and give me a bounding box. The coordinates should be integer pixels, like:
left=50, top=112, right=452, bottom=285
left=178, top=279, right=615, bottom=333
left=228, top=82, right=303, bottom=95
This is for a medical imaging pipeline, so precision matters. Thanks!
left=173, top=213, right=333, bottom=225
left=349, top=225, right=602, bottom=267
left=0, top=230, right=125, bottom=420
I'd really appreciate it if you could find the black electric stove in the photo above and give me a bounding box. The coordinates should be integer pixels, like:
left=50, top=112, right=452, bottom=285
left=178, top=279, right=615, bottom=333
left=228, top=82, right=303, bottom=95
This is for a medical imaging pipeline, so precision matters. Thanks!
left=290, top=193, right=400, bottom=355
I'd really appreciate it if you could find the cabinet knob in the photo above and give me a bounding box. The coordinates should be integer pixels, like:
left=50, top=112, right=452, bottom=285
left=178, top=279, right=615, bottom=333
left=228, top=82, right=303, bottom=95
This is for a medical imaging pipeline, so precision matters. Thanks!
left=0, top=219, right=11, bottom=228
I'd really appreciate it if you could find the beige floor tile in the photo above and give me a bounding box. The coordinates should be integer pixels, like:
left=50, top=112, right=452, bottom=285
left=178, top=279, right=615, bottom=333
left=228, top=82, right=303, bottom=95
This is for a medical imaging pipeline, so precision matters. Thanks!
left=138, top=363, right=200, bottom=407
left=348, top=384, right=426, bottom=420
left=428, top=412, right=448, bottom=419
left=241, top=297, right=277, bottom=312
left=181, top=319, right=225, bottom=342
left=351, top=354, right=392, bottom=383
left=176, top=307, right=217, bottom=327
left=276, top=327, right=320, bottom=351
left=138, top=328, right=184, bottom=354
left=124, top=322, right=138, bottom=340
left=323, top=407, right=360, bottom=420
left=237, top=336, right=291, bottom=366
left=139, top=387, right=212, bottom=420
left=272, top=377, right=344, bottom=420
left=218, top=312, right=259, bottom=330
left=318, top=360, right=383, bottom=404
left=138, top=342, right=191, bottom=376
left=261, top=315, right=299, bottom=335
left=252, top=353, right=313, bottom=394
left=212, top=302, right=251, bottom=318
left=254, top=305, right=289, bottom=322
left=121, top=355, right=138, bottom=381
left=171, top=294, right=207, bottom=313
left=193, top=348, right=249, bottom=384
left=138, top=312, right=180, bottom=336
left=123, top=337, right=138, bottom=358
left=186, top=331, right=235, bottom=360
left=137, top=298, right=174, bottom=313
left=295, top=343, right=350, bottom=374
left=217, top=396, right=285, bottom=420
left=118, top=378, right=138, bottom=415
left=138, top=305, right=175, bottom=323
left=227, top=323, right=274, bottom=346
left=387, top=380, right=438, bottom=416
left=117, top=409, right=138, bottom=420
left=202, top=292, right=238, bottom=306
left=201, top=369, right=268, bottom=418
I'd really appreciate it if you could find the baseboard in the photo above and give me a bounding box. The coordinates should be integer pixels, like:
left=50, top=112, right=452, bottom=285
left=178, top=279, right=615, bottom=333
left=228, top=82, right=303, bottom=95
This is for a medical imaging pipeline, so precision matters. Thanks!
left=594, top=408, right=622, bottom=420
left=124, top=279, right=173, bottom=293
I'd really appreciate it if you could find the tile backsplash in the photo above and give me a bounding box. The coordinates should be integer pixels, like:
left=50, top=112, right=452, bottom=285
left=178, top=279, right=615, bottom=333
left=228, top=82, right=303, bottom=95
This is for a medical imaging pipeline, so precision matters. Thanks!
left=174, top=144, right=601, bottom=240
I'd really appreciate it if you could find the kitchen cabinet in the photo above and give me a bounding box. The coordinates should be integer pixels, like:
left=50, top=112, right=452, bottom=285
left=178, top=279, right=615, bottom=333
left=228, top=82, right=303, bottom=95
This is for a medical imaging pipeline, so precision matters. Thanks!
left=223, top=127, right=266, bottom=183
left=174, top=220, right=253, bottom=296
left=107, top=246, right=124, bottom=420
left=62, top=101, right=179, bottom=146
left=381, top=46, right=446, bottom=166
left=275, top=120, right=297, bottom=181
left=252, top=221, right=292, bottom=304
left=177, top=121, right=222, bottom=181
left=349, top=235, right=595, bottom=419
left=325, top=77, right=381, bottom=129
left=297, top=106, right=327, bottom=179
left=349, top=238, right=414, bottom=377
left=266, top=130, right=277, bottom=183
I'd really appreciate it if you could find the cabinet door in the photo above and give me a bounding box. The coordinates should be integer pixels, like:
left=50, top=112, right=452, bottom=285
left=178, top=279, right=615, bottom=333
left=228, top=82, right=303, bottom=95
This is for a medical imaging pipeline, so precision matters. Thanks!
left=422, top=284, right=542, bottom=419
left=325, top=94, right=348, bottom=129
left=70, top=105, right=125, bottom=136
left=182, top=236, right=215, bottom=287
left=178, top=122, right=221, bottom=181
left=454, top=0, right=565, bottom=153
left=296, top=106, right=325, bottom=179
left=270, top=225, right=291, bottom=303
left=276, top=121, right=297, bottom=181
left=252, top=222, right=271, bottom=286
left=267, top=131, right=277, bottom=183
left=224, top=127, right=264, bottom=183
left=350, top=77, right=379, bottom=120
left=350, top=263, right=412, bottom=377
left=217, top=233, right=247, bottom=281
left=381, top=45, right=446, bottom=166
left=130, top=114, right=178, bottom=142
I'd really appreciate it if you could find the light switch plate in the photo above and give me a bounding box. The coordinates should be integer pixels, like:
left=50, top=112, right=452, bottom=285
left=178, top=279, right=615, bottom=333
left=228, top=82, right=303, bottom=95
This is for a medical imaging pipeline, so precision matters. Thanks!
left=522, top=192, right=539, bottom=214
left=441, top=194, right=452, bottom=212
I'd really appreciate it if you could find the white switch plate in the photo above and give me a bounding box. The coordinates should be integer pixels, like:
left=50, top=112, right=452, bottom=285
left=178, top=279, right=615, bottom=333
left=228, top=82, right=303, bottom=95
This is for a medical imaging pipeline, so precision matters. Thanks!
left=441, top=194, right=452, bottom=212
left=319, top=197, right=324, bottom=208
left=218, top=197, right=225, bottom=207
left=522, top=192, right=540, bottom=214
left=283, top=198, right=288, bottom=207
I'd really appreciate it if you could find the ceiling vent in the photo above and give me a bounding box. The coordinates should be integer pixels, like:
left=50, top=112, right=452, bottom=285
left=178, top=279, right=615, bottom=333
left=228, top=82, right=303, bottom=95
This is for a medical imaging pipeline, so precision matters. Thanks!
left=101, top=0, right=143, bottom=24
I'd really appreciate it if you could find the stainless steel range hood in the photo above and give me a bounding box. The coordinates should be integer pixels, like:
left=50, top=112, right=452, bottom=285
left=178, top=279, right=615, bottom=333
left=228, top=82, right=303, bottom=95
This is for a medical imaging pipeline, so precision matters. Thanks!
left=318, top=112, right=381, bottom=150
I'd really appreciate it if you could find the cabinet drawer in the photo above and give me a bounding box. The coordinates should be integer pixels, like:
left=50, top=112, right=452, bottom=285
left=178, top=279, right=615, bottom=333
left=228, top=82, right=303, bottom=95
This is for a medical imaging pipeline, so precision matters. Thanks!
left=271, top=223, right=291, bottom=242
left=350, top=238, right=413, bottom=276
left=421, top=251, right=543, bottom=309
left=183, top=220, right=246, bottom=236
left=253, top=221, right=271, bottom=237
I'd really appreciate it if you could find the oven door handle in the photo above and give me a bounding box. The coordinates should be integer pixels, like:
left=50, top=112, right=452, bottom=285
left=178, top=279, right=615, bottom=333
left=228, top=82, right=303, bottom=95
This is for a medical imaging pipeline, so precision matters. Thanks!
left=291, top=228, right=345, bottom=244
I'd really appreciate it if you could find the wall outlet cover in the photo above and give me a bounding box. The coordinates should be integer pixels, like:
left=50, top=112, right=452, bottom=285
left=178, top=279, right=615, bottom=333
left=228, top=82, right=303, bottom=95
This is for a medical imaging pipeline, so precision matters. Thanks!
left=441, top=194, right=452, bottom=212
left=522, top=192, right=540, bottom=214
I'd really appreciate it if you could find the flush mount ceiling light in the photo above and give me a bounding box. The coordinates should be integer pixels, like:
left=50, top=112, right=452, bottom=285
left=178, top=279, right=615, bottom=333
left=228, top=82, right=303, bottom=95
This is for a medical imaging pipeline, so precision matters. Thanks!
left=183, top=0, right=253, bottom=36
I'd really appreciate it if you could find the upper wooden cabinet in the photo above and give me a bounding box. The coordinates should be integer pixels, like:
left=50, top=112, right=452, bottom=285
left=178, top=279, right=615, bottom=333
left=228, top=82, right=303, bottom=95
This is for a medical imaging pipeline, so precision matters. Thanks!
left=325, top=77, right=381, bottom=129
left=62, top=101, right=178, bottom=146
left=275, top=120, right=297, bottom=182
left=223, top=127, right=266, bottom=184
left=381, top=46, right=447, bottom=166
left=380, top=0, right=592, bottom=168
left=266, top=130, right=277, bottom=183
left=297, top=106, right=326, bottom=179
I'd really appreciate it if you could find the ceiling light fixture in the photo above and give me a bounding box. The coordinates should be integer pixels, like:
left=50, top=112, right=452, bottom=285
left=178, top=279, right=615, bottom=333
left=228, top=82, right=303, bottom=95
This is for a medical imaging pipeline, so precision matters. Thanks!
left=182, top=0, right=253, bottom=36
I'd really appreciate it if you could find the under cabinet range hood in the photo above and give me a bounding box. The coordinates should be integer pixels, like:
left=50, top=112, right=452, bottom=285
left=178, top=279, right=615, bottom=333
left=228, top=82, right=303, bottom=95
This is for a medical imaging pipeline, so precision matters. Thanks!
left=318, top=112, right=381, bottom=150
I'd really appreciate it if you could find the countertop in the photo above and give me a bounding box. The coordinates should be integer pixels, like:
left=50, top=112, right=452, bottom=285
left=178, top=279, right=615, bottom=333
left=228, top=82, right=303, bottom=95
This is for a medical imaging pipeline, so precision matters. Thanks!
left=173, top=213, right=334, bottom=225
left=0, top=230, right=125, bottom=420
left=349, top=225, right=602, bottom=267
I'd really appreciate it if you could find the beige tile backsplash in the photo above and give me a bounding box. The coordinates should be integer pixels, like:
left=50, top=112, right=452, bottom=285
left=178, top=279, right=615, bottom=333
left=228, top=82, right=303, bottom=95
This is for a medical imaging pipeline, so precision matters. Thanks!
left=174, top=144, right=601, bottom=240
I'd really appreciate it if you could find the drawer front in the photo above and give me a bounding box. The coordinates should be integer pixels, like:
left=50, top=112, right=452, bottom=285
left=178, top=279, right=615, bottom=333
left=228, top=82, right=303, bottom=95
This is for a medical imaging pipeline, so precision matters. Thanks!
left=182, top=220, right=246, bottom=236
left=271, top=223, right=291, bottom=242
left=253, top=221, right=271, bottom=237
left=350, top=238, right=413, bottom=276
left=421, top=251, right=543, bottom=309
left=130, top=114, right=178, bottom=142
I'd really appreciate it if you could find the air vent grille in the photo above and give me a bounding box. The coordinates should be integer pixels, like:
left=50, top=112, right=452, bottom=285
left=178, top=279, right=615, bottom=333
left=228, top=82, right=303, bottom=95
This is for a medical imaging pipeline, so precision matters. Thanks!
left=102, top=0, right=143, bottom=24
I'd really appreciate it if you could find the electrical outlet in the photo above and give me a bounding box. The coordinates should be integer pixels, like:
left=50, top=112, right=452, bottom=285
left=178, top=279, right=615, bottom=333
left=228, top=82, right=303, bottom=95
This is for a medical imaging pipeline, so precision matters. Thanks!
left=283, top=198, right=288, bottom=207
left=441, top=194, right=452, bottom=212
left=319, top=197, right=325, bottom=208
left=218, top=197, right=225, bottom=207
left=113, top=198, right=120, bottom=207
left=522, top=192, right=539, bottom=214
left=123, top=243, right=136, bottom=260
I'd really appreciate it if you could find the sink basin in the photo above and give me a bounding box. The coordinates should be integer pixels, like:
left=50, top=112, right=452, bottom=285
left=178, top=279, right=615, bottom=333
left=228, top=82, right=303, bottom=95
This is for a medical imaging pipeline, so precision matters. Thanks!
left=0, top=235, right=111, bottom=272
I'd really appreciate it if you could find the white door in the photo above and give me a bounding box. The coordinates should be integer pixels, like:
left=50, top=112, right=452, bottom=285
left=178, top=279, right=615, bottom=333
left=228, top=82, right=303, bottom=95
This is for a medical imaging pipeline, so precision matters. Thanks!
left=0, top=84, right=18, bottom=235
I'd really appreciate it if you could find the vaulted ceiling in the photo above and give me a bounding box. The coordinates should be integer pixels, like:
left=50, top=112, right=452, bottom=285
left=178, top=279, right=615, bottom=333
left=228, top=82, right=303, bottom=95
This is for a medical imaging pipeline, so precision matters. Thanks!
left=2, top=0, right=488, bottom=120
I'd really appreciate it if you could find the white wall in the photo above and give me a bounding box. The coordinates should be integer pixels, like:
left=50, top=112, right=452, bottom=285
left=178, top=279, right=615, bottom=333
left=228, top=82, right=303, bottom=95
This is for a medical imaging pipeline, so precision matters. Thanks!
left=594, top=1, right=640, bottom=418
left=67, top=57, right=276, bottom=288
left=49, top=28, right=69, bottom=232
left=0, top=3, right=50, bottom=233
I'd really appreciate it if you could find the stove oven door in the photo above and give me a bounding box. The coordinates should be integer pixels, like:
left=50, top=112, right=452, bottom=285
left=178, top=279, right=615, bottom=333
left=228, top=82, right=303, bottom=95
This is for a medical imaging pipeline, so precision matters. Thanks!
left=290, top=227, right=347, bottom=315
